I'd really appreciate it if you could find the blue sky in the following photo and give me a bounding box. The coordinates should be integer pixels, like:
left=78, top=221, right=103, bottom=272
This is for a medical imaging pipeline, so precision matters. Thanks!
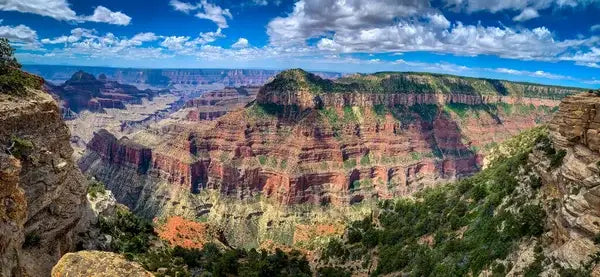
left=2, top=0, right=600, bottom=88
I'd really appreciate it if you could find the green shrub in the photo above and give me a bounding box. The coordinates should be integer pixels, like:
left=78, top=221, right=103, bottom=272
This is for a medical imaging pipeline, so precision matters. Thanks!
left=87, top=180, right=106, bottom=200
left=258, top=155, right=267, bottom=165
left=360, top=154, right=370, bottom=166
left=8, top=136, right=33, bottom=160
left=550, top=150, right=567, bottom=168
left=317, top=267, right=352, bottom=277
left=98, top=207, right=155, bottom=255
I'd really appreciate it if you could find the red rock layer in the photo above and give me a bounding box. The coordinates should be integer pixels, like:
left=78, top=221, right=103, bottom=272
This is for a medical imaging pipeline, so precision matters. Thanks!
left=83, top=93, right=557, bottom=206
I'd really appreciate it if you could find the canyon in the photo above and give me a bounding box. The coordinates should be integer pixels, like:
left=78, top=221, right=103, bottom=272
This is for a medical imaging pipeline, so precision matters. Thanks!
left=78, top=69, right=583, bottom=248
left=24, top=65, right=342, bottom=88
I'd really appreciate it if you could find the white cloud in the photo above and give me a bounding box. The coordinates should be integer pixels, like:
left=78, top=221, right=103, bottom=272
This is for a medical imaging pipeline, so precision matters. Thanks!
left=443, top=0, right=593, bottom=13
left=0, top=24, right=38, bottom=43
left=41, top=28, right=96, bottom=44
left=0, top=0, right=131, bottom=25
left=169, top=0, right=198, bottom=13
left=83, top=6, right=131, bottom=26
left=513, top=8, right=540, bottom=21
left=494, top=67, right=571, bottom=80
left=169, top=0, right=232, bottom=28
left=591, top=24, right=600, bottom=32
left=232, top=38, right=249, bottom=48
left=560, top=47, right=600, bottom=68
left=267, top=0, right=432, bottom=45
left=267, top=0, right=595, bottom=63
left=160, top=28, right=225, bottom=54
left=0, top=0, right=77, bottom=21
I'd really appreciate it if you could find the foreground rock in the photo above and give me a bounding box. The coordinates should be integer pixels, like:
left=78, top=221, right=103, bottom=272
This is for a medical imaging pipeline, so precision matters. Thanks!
left=0, top=87, right=87, bottom=276
left=51, top=251, right=152, bottom=277
left=532, top=92, right=600, bottom=269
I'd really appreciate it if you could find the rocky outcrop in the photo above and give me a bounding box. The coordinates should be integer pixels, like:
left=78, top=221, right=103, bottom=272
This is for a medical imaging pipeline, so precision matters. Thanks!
left=24, top=65, right=342, bottom=87
left=81, top=70, right=565, bottom=215
left=51, top=251, right=152, bottom=277
left=530, top=92, right=600, bottom=269
left=47, top=70, right=164, bottom=113
left=0, top=88, right=87, bottom=276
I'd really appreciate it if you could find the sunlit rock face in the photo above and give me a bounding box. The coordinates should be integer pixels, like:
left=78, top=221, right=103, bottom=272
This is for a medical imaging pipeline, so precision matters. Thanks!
left=79, top=69, right=578, bottom=216
left=0, top=88, right=87, bottom=277
left=530, top=92, right=600, bottom=269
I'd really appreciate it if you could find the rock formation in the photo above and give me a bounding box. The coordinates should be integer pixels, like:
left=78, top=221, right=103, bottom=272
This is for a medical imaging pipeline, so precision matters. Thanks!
left=46, top=70, right=165, bottom=113
left=0, top=87, right=87, bottom=276
left=51, top=251, right=153, bottom=277
left=530, top=92, right=600, bottom=269
left=24, top=65, right=342, bottom=87
left=80, top=69, right=578, bottom=216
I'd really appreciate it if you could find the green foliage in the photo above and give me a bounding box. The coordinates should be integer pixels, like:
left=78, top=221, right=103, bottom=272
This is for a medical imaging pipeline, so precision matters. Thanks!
left=0, top=38, right=20, bottom=69
left=359, top=154, right=371, bottom=166
left=523, top=244, right=545, bottom=277
left=139, top=245, right=312, bottom=277
left=343, top=159, right=356, bottom=170
left=0, top=39, right=41, bottom=96
left=410, top=104, right=438, bottom=122
left=87, top=180, right=106, bottom=200
left=23, top=231, right=41, bottom=248
left=262, top=69, right=583, bottom=100
left=317, top=267, right=352, bottom=277
left=8, top=136, right=33, bottom=160
left=98, top=207, right=155, bottom=255
left=550, top=149, right=567, bottom=168
left=97, top=205, right=312, bottom=276
left=325, top=130, right=548, bottom=276
left=258, top=155, right=267, bottom=165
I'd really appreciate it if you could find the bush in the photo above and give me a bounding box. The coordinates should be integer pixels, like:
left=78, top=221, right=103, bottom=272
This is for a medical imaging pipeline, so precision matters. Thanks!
left=87, top=180, right=106, bottom=200
left=98, top=207, right=155, bottom=255
left=550, top=149, right=567, bottom=168
left=317, top=267, right=352, bottom=277
left=8, top=136, right=33, bottom=160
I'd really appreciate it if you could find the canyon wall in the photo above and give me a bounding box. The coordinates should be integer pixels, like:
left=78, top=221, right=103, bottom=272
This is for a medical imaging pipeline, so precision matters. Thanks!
left=530, top=92, right=600, bottom=269
left=0, top=88, right=87, bottom=276
left=80, top=70, right=573, bottom=210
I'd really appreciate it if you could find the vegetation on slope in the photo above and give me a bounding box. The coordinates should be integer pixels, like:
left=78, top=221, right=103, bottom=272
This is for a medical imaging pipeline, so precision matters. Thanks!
left=263, top=69, right=583, bottom=98
left=318, top=127, right=549, bottom=276
left=95, top=206, right=312, bottom=277
left=0, top=38, right=42, bottom=96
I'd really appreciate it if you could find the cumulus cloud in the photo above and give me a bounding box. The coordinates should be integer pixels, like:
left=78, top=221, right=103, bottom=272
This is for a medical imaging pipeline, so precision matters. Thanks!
left=0, top=0, right=77, bottom=21
left=232, top=38, right=249, bottom=48
left=0, top=24, right=38, bottom=43
left=267, top=0, right=432, bottom=45
left=513, top=8, right=540, bottom=21
left=560, top=47, right=600, bottom=68
left=591, top=24, right=600, bottom=32
left=83, top=6, right=131, bottom=25
left=266, top=0, right=595, bottom=63
left=0, top=0, right=131, bottom=25
left=169, top=0, right=232, bottom=28
left=161, top=28, right=225, bottom=54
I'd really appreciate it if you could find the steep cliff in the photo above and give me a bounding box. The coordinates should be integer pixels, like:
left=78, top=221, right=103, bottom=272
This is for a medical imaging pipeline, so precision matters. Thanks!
left=0, top=86, right=87, bottom=276
left=529, top=92, right=600, bottom=270
left=77, top=69, right=578, bottom=248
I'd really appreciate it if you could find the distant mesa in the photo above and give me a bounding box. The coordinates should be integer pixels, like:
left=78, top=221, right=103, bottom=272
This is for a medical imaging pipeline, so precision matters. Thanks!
left=47, top=70, right=164, bottom=114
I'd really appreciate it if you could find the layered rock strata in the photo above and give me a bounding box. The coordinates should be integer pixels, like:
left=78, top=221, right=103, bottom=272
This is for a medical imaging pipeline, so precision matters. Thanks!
left=80, top=70, right=571, bottom=212
left=531, top=92, right=600, bottom=269
left=0, top=88, right=87, bottom=276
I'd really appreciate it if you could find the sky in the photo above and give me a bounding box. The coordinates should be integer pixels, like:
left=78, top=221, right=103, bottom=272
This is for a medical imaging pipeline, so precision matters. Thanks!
left=2, top=0, right=600, bottom=88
